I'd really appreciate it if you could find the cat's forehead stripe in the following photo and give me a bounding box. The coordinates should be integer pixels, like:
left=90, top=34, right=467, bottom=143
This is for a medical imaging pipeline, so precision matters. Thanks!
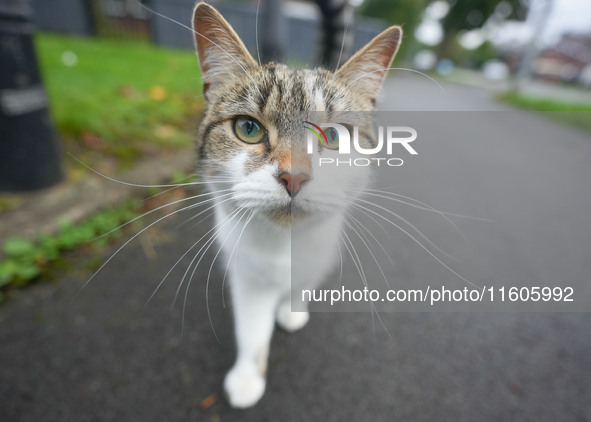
left=211, top=65, right=346, bottom=117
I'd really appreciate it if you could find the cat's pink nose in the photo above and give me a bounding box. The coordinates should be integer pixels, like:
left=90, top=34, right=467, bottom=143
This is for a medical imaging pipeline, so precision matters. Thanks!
left=277, top=172, right=309, bottom=198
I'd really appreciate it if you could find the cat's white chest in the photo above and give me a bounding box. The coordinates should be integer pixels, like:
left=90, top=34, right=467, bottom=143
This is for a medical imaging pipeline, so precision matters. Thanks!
left=214, top=203, right=342, bottom=290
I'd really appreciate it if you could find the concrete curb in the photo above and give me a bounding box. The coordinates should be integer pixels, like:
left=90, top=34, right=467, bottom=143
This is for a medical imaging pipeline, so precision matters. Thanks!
left=0, top=149, right=196, bottom=242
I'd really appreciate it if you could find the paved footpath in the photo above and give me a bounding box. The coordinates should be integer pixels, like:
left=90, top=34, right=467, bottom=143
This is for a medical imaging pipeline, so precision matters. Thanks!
left=1, top=75, right=590, bottom=422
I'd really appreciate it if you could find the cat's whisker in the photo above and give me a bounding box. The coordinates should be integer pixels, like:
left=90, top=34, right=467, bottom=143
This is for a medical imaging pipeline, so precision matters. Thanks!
left=145, top=184, right=186, bottom=201
left=347, top=186, right=465, bottom=217
left=346, top=197, right=395, bottom=248
left=348, top=185, right=492, bottom=233
left=343, top=217, right=390, bottom=289
left=159, top=200, right=239, bottom=310
left=183, top=207, right=220, bottom=232
left=349, top=197, right=455, bottom=263
left=255, top=0, right=262, bottom=66
left=353, top=196, right=458, bottom=261
left=220, top=207, right=260, bottom=309
left=325, top=66, right=444, bottom=111
left=336, top=239, right=344, bottom=288
left=347, top=200, right=480, bottom=289
left=344, top=67, right=445, bottom=93
left=338, top=229, right=391, bottom=338
left=350, top=215, right=407, bottom=340
left=370, top=299, right=392, bottom=340
left=145, top=195, right=236, bottom=306
left=181, top=207, right=251, bottom=341
left=92, top=189, right=233, bottom=241
left=339, top=227, right=369, bottom=290
left=347, top=187, right=472, bottom=246
left=175, top=192, right=234, bottom=230
left=67, top=152, right=217, bottom=188
left=76, top=199, right=214, bottom=296
left=332, top=3, right=353, bottom=74
left=203, top=206, right=254, bottom=307
left=145, top=172, right=199, bottom=201
left=347, top=212, right=395, bottom=268
left=172, top=206, right=244, bottom=314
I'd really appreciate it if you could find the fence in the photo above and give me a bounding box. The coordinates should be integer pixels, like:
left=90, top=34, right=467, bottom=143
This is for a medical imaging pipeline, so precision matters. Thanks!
left=91, top=0, right=151, bottom=40
left=31, top=0, right=95, bottom=36
left=31, top=0, right=386, bottom=65
left=31, top=0, right=151, bottom=40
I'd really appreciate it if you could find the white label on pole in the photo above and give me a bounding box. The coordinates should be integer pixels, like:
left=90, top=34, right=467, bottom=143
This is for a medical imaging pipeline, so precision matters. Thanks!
left=0, top=85, right=48, bottom=116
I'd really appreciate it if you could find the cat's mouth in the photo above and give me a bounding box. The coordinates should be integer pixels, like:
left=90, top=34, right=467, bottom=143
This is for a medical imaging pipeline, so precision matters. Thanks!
left=266, top=202, right=311, bottom=225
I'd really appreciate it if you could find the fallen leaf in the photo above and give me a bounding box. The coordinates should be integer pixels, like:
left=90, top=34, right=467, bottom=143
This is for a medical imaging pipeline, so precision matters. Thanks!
left=81, top=131, right=107, bottom=150
left=118, top=85, right=137, bottom=98
left=155, top=124, right=176, bottom=139
left=199, top=393, right=218, bottom=410
left=149, top=85, right=168, bottom=101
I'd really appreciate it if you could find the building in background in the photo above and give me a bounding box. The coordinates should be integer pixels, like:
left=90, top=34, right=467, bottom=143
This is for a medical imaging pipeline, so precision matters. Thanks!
left=533, top=33, right=591, bottom=84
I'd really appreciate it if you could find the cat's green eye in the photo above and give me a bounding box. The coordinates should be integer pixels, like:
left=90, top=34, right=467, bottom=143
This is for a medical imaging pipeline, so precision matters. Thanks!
left=324, top=127, right=340, bottom=150
left=233, top=116, right=266, bottom=144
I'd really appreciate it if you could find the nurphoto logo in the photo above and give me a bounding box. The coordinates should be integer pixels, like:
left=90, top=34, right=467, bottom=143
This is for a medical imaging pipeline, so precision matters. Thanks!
left=304, top=122, right=418, bottom=167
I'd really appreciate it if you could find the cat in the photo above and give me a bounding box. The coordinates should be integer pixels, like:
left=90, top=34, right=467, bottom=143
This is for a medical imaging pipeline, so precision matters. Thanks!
left=191, top=2, right=401, bottom=408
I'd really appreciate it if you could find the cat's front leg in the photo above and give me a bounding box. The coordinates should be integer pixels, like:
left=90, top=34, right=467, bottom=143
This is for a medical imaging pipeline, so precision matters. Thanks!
left=224, top=278, right=280, bottom=408
left=276, top=297, right=309, bottom=332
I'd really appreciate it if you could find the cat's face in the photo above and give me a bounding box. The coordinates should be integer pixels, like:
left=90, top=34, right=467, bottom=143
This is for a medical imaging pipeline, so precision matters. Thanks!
left=192, top=3, right=401, bottom=225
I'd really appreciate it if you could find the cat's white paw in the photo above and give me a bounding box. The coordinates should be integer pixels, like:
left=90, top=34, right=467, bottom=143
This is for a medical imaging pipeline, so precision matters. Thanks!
left=224, top=365, right=266, bottom=409
left=276, top=301, right=309, bottom=332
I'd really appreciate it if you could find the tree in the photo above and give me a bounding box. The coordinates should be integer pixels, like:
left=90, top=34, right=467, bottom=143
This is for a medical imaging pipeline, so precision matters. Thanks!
left=359, top=0, right=428, bottom=61
left=438, top=0, right=528, bottom=58
left=442, top=0, right=527, bottom=32
left=360, top=0, right=529, bottom=63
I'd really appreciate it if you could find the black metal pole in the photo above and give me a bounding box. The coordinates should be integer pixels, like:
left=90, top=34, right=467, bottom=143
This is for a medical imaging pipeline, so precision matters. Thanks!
left=0, top=0, right=63, bottom=192
left=316, top=0, right=355, bottom=70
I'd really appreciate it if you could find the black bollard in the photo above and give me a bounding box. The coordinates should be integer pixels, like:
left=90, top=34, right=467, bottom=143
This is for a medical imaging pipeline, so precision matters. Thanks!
left=0, top=0, right=62, bottom=192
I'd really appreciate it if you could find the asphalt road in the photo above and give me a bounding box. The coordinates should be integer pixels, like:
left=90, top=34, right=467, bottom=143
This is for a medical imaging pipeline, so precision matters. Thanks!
left=1, top=76, right=590, bottom=422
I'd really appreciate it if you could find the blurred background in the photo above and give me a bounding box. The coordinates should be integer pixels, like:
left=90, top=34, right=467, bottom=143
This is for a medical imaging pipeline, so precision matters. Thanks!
left=27, top=0, right=591, bottom=83
left=1, top=1, right=590, bottom=421
left=28, top=0, right=591, bottom=84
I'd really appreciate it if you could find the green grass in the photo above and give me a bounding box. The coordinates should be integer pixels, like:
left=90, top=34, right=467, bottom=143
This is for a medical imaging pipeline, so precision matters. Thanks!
left=498, top=92, right=591, bottom=133
left=0, top=175, right=198, bottom=302
left=36, top=33, right=204, bottom=162
left=0, top=199, right=143, bottom=300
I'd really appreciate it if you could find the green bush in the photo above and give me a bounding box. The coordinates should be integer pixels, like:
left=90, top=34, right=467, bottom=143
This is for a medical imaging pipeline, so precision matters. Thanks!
left=0, top=199, right=142, bottom=295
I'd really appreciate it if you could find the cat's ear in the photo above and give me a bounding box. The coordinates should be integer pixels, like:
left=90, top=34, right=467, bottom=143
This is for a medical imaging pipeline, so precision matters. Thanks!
left=192, top=2, right=257, bottom=94
left=335, top=26, right=402, bottom=103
